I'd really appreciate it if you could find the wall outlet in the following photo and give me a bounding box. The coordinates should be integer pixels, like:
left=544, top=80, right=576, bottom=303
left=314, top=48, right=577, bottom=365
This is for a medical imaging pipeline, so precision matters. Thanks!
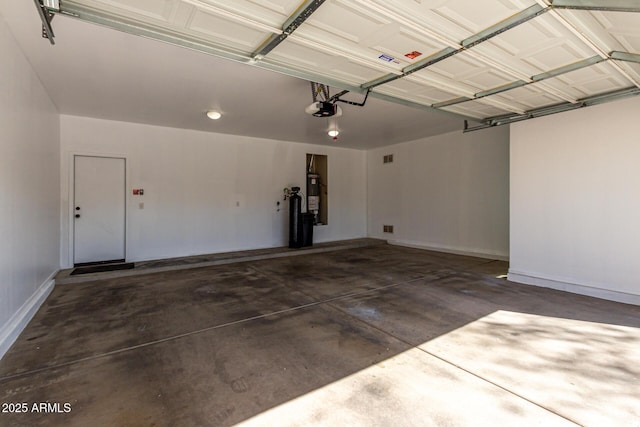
left=383, top=225, right=394, bottom=233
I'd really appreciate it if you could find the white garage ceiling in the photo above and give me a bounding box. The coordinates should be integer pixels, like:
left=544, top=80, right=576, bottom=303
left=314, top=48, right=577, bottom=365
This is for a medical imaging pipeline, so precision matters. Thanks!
left=5, top=1, right=640, bottom=148
left=38, top=0, right=640, bottom=131
left=4, top=0, right=472, bottom=149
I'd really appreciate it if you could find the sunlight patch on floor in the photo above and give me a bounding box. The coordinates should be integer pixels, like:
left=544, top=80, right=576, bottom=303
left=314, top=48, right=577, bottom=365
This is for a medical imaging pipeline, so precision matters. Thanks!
left=421, top=310, right=640, bottom=427
left=238, top=310, right=640, bottom=426
left=237, top=342, right=575, bottom=426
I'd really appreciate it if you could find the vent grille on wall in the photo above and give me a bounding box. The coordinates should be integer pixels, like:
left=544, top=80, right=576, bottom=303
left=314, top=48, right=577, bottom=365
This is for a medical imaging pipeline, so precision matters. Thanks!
left=383, top=154, right=394, bottom=164
left=383, top=225, right=394, bottom=233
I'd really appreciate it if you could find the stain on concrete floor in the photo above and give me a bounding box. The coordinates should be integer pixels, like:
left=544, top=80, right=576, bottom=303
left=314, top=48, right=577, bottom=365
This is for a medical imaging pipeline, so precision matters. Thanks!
left=1, top=244, right=639, bottom=426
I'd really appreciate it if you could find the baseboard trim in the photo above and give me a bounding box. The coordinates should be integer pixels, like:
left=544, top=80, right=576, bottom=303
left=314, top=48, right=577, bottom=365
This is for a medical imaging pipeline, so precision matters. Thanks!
left=388, top=239, right=509, bottom=261
left=0, top=271, right=56, bottom=360
left=508, top=270, right=640, bottom=306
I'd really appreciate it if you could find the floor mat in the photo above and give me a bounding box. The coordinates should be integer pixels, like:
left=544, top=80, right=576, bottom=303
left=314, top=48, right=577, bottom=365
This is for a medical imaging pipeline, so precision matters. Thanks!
left=71, top=262, right=135, bottom=275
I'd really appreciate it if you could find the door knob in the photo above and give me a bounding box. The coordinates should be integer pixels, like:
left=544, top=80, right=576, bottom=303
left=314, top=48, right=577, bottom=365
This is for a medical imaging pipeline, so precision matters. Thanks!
left=75, top=214, right=80, bottom=218
left=75, top=207, right=80, bottom=210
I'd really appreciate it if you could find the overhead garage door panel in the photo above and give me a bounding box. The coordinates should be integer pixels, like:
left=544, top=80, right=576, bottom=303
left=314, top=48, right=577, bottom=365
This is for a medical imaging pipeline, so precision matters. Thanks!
left=56, top=0, right=640, bottom=126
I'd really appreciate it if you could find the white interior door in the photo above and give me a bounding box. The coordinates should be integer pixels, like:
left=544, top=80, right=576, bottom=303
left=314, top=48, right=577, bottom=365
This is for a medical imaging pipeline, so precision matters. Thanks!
left=74, top=156, right=126, bottom=265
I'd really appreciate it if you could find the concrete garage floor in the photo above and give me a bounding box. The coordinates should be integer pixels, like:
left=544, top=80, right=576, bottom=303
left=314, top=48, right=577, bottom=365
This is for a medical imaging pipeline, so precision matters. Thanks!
left=1, top=244, right=639, bottom=426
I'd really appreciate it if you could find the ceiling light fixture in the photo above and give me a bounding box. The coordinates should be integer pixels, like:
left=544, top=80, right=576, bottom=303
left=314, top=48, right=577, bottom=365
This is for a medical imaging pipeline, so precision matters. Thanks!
left=328, top=114, right=339, bottom=141
left=206, top=110, right=222, bottom=120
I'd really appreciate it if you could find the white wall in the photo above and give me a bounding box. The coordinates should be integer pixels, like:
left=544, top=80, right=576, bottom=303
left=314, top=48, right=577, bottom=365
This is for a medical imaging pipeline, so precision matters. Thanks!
left=367, top=127, right=510, bottom=259
left=59, top=115, right=367, bottom=267
left=509, top=97, right=640, bottom=305
left=0, top=15, right=60, bottom=358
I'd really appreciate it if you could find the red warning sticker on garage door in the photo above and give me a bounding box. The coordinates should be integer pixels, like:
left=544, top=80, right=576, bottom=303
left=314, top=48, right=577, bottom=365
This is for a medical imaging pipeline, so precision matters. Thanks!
left=405, top=51, right=422, bottom=60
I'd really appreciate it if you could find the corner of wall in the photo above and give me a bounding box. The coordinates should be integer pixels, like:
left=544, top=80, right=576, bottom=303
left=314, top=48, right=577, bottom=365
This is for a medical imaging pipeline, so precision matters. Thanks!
left=365, top=128, right=510, bottom=259
left=0, top=272, right=56, bottom=361
left=0, top=13, right=61, bottom=359
left=509, top=97, right=640, bottom=306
